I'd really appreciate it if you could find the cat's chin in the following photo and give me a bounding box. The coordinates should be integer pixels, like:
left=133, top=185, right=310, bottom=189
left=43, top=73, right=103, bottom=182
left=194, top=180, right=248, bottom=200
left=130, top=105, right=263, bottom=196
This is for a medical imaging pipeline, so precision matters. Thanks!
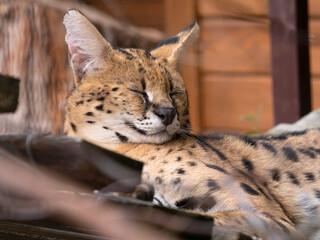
left=132, top=130, right=177, bottom=144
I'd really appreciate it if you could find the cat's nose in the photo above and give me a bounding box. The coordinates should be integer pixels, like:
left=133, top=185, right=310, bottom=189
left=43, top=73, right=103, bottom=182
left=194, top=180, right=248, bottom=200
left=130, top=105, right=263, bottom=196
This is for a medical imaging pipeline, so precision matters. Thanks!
left=153, top=107, right=176, bottom=126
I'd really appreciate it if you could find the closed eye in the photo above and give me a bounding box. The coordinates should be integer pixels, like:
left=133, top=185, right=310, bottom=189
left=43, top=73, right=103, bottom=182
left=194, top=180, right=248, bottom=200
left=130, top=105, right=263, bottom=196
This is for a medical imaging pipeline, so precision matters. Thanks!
left=169, top=91, right=182, bottom=98
left=130, top=89, right=149, bottom=102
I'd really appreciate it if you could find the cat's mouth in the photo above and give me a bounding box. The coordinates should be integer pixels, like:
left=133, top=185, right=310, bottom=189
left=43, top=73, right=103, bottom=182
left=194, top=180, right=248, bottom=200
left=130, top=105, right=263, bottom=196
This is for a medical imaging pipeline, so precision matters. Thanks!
left=125, top=121, right=178, bottom=137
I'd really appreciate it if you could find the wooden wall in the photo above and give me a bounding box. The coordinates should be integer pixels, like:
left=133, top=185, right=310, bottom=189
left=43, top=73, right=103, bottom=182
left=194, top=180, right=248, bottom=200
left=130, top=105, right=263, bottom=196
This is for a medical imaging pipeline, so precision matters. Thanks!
left=197, top=0, right=320, bottom=133
left=84, top=0, right=320, bottom=134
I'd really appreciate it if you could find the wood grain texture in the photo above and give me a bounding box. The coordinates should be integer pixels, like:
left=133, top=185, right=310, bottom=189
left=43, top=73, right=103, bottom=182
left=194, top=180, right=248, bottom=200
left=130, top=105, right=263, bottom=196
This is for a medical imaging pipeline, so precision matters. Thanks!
left=0, top=0, right=164, bottom=135
left=199, top=19, right=270, bottom=74
left=201, top=75, right=320, bottom=133
left=197, top=0, right=320, bottom=18
left=199, top=19, right=320, bottom=75
left=82, top=0, right=164, bottom=31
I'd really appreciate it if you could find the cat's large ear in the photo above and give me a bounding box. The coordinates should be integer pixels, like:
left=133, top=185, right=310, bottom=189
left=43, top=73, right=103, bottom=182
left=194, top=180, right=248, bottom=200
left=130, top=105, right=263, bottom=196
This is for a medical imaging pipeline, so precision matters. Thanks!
left=150, top=21, right=199, bottom=66
left=63, top=10, right=113, bottom=85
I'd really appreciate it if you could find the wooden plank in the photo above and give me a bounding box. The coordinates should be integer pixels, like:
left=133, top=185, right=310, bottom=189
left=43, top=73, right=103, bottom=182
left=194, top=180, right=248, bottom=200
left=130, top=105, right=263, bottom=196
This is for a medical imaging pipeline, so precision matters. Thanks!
left=200, top=19, right=270, bottom=73
left=197, top=0, right=268, bottom=18
left=201, top=74, right=274, bottom=133
left=269, top=0, right=311, bottom=124
left=201, top=75, right=320, bottom=133
left=197, top=0, right=320, bottom=18
left=199, top=19, right=320, bottom=75
left=82, top=0, right=164, bottom=30
left=0, top=135, right=143, bottom=190
left=164, top=0, right=201, bottom=132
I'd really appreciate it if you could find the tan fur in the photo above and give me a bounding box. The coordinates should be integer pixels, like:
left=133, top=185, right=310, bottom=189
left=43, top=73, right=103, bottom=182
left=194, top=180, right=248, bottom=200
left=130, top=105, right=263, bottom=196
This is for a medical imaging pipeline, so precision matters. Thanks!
left=63, top=10, right=320, bottom=239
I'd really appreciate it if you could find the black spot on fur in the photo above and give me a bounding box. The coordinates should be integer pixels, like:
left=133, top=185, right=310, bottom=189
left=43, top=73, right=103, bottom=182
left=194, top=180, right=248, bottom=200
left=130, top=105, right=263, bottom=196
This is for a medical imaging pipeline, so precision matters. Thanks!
left=138, top=67, right=146, bottom=73
left=89, top=92, right=95, bottom=96
left=176, top=156, right=182, bottom=162
left=115, top=132, right=128, bottom=142
left=208, top=179, right=220, bottom=191
left=117, top=48, right=135, bottom=60
left=107, top=110, right=112, bottom=114
left=286, top=172, right=299, bottom=185
left=177, top=168, right=185, bottom=174
left=304, top=172, right=315, bottom=182
left=86, top=121, right=95, bottom=124
left=282, top=147, right=299, bottom=162
left=155, top=36, right=179, bottom=48
left=270, top=169, right=281, bottom=181
left=155, top=177, right=162, bottom=184
left=261, top=142, right=277, bottom=154
left=86, top=99, right=92, bottom=102
left=200, top=196, right=216, bottom=211
left=175, top=197, right=198, bottom=210
left=190, top=144, right=196, bottom=148
left=205, top=164, right=228, bottom=174
left=95, top=104, right=104, bottom=111
left=314, top=189, right=320, bottom=199
left=238, top=135, right=257, bottom=147
left=298, top=148, right=316, bottom=158
left=310, top=147, right=320, bottom=155
left=240, top=183, right=260, bottom=196
left=290, top=130, right=307, bottom=136
left=97, top=97, right=105, bottom=101
left=103, top=126, right=109, bottom=130
left=76, top=100, right=84, bottom=106
left=70, top=123, right=77, bottom=132
left=242, top=158, right=254, bottom=172
left=188, top=151, right=193, bottom=156
left=173, top=178, right=181, bottom=185
left=270, top=134, right=288, bottom=140
left=85, top=112, right=94, bottom=116
left=188, top=161, right=197, bottom=166
left=112, top=87, right=119, bottom=92
left=144, top=50, right=155, bottom=60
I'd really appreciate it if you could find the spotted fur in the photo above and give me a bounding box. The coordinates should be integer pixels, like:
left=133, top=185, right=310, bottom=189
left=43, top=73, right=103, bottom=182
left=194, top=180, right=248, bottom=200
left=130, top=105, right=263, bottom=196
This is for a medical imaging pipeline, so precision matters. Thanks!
left=64, top=10, right=320, bottom=239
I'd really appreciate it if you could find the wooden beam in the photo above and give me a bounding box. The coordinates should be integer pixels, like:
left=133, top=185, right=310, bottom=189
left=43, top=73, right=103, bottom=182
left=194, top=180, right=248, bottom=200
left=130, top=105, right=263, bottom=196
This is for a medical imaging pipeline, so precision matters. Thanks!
left=269, top=0, right=311, bottom=124
left=164, top=0, right=201, bottom=133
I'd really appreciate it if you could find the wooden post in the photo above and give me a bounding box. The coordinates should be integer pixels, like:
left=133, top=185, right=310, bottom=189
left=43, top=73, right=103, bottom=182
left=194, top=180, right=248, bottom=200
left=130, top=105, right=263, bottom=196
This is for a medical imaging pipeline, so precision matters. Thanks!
left=164, top=0, right=201, bottom=133
left=269, top=0, right=311, bottom=124
left=0, top=0, right=164, bottom=135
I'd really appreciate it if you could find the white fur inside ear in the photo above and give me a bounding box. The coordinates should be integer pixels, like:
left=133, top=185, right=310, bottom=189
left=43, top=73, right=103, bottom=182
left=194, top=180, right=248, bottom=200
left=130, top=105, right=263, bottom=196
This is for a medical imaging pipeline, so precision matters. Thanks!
left=63, top=10, right=110, bottom=73
left=168, top=22, right=200, bottom=63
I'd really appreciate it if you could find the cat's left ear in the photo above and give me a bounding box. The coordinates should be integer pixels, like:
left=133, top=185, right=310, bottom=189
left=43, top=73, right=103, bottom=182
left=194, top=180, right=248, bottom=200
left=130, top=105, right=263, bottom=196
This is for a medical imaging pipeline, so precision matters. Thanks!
left=150, top=21, right=199, bottom=65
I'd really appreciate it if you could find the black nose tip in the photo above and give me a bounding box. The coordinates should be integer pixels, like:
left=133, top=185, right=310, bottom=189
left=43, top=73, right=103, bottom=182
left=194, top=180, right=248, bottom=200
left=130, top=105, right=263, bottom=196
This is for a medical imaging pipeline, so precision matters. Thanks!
left=153, top=107, right=176, bottom=126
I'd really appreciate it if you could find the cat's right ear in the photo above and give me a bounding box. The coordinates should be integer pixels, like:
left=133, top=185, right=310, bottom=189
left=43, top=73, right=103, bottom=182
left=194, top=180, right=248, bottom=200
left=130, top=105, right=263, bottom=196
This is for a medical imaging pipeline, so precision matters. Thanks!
left=63, top=10, right=113, bottom=86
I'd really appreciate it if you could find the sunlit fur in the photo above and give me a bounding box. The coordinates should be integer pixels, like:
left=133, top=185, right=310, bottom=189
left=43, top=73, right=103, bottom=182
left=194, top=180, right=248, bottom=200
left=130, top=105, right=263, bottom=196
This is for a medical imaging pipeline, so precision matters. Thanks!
left=64, top=10, right=198, bottom=144
left=64, top=11, right=320, bottom=239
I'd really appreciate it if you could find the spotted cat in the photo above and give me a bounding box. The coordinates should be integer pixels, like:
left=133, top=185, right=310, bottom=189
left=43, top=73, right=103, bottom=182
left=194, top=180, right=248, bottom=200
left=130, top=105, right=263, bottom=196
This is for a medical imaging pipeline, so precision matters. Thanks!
left=63, top=10, right=320, bottom=239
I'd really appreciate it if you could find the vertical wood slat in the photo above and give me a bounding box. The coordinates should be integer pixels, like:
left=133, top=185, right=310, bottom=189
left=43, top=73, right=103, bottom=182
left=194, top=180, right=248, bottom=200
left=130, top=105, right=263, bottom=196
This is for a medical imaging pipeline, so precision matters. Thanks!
left=269, top=0, right=311, bottom=125
left=164, top=0, right=201, bottom=132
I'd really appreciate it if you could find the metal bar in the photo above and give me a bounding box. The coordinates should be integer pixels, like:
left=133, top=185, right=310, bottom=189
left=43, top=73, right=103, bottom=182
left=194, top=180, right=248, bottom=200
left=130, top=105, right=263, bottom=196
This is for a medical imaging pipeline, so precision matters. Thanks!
left=268, top=0, right=311, bottom=124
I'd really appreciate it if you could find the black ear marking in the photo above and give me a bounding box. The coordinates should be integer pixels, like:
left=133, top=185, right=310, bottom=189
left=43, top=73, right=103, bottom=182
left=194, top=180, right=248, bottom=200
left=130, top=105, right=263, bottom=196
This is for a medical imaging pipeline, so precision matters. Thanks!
left=154, top=36, right=179, bottom=49
left=182, top=19, right=197, bottom=32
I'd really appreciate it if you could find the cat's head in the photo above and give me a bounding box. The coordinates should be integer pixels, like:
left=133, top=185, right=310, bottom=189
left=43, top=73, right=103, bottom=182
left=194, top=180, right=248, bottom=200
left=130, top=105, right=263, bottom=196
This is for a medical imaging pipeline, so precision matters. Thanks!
left=63, top=10, right=199, bottom=144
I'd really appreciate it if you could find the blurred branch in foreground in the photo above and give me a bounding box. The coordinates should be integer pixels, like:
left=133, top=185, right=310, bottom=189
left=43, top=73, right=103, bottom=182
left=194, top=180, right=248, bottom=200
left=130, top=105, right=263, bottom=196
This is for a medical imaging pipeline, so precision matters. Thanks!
left=0, top=147, right=181, bottom=240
